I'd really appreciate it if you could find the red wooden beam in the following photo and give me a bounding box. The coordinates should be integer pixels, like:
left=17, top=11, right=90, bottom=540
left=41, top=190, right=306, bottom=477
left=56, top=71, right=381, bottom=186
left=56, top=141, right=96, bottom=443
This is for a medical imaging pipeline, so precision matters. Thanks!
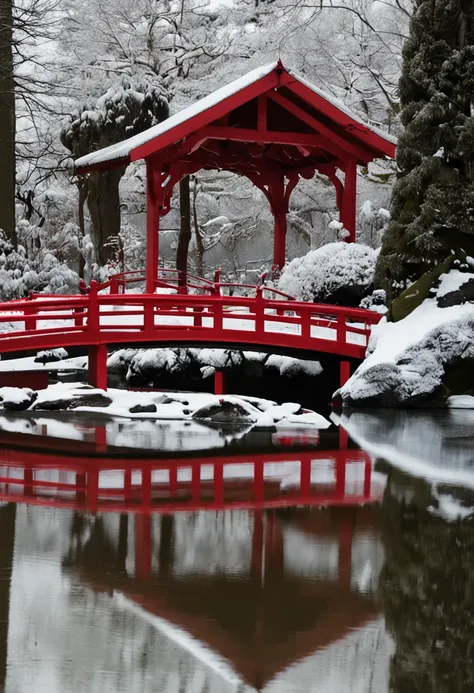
left=200, top=126, right=336, bottom=149
left=258, top=94, right=267, bottom=132
left=268, top=90, right=371, bottom=164
left=286, top=80, right=396, bottom=160
left=131, top=70, right=294, bottom=162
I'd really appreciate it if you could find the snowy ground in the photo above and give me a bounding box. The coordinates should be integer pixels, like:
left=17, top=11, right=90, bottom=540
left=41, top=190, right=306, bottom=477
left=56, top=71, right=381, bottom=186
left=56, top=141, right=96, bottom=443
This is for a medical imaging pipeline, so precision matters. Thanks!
left=336, top=269, right=474, bottom=406
left=0, top=382, right=331, bottom=430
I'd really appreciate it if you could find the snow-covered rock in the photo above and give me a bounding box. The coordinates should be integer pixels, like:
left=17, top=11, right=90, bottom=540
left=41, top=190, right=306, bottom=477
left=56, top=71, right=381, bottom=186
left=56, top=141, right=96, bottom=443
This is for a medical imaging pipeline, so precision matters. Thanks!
left=2, top=382, right=331, bottom=429
left=34, top=348, right=69, bottom=364
left=0, top=386, right=36, bottom=411
left=335, top=269, right=474, bottom=407
left=108, top=347, right=322, bottom=385
left=278, top=242, right=376, bottom=306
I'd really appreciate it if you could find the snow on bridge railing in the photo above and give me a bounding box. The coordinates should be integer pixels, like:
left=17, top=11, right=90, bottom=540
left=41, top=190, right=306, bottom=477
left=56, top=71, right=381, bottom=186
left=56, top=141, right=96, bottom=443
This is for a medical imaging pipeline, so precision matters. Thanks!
left=0, top=282, right=382, bottom=358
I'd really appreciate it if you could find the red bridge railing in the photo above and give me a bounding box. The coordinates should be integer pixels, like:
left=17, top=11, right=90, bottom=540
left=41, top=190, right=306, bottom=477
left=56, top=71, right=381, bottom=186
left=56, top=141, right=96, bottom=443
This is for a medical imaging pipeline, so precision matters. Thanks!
left=0, top=281, right=381, bottom=362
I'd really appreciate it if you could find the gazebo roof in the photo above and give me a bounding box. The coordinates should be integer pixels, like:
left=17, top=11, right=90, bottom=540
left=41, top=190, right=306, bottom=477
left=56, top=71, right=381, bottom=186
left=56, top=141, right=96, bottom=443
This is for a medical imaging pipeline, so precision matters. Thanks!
left=74, top=61, right=396, bottom=175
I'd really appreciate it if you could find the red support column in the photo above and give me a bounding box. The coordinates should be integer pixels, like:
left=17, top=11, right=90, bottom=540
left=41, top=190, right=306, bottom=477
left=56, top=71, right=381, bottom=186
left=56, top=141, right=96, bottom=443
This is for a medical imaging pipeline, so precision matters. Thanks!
left=341, top=159, right=357, bottom=242
left=214, top=369, right=225, bottom=395
left=270, top=176, right=287, bottom=270
left=88, top=344, right=108, bottom=390
left=340, top=360, right=351, bottom=388
left=146, top=159, right=160, bottom=294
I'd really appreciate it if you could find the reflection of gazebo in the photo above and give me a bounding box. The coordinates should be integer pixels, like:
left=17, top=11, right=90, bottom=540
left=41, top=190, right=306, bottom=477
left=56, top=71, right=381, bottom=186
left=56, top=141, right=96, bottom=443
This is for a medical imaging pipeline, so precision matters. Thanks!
left=74, top=508, right=379, bottom=691
left=75, top=62, right=396, bottom=292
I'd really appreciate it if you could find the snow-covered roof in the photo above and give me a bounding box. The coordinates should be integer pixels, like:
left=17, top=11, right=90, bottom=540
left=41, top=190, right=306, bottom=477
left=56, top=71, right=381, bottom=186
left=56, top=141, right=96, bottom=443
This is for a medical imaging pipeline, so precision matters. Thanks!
left=75, top=61, right=396, bottom=173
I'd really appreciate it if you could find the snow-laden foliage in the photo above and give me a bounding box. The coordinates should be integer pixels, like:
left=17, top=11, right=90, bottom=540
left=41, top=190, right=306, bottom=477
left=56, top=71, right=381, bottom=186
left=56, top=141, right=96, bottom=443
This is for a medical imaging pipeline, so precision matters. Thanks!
left=278, top=242, right=377, bottom=306
left=0, top=230, right=78, bottom=300
left=377, top=0, right=474, bottom=299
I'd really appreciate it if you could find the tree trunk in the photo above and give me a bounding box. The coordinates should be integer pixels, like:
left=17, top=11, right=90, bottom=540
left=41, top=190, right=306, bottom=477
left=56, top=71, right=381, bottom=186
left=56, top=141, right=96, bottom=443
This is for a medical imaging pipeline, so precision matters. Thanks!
left=176, top=176, right=192, bottom=286
left=86, top=169, right=124, bottom=267
left=192, top=182, right=204, bottom=276
left=0, top=0, right=17, bottom=246
left=78, top=180, right=87, bottom=279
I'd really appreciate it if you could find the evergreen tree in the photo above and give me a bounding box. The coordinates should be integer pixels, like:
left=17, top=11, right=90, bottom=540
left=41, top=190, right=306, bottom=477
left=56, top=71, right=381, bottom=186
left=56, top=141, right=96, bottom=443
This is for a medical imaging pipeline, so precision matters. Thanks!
left=61, top=76, right=168, bottom=267
left=376, top=0, right=474, bottom=299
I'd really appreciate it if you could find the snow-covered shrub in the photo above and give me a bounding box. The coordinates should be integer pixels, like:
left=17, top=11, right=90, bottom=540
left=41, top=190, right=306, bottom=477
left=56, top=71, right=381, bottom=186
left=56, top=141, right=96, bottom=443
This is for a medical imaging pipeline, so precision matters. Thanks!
left=360, top=289, right=387, bottom=314
left=278, top=242, right=377, bottom=306
left=0, top=230, right=79, bottom=299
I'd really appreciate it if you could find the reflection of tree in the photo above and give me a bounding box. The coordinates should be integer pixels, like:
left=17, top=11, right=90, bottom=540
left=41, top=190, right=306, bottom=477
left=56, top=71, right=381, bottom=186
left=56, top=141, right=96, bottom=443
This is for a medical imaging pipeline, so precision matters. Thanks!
left=379, top=467, right=474, bottom=693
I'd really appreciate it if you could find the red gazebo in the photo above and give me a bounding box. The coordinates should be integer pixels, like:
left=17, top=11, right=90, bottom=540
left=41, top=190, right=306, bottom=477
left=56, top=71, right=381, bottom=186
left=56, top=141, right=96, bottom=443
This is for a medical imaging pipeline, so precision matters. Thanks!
left=75, top=62, right=396, bottom=293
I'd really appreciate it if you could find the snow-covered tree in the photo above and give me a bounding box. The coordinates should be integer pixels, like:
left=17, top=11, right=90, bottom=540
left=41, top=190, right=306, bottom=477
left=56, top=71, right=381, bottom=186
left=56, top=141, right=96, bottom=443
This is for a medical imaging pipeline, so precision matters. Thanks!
left=376, top=0, right=474, bottom=299
left=61, top=76, right=168, bottom=266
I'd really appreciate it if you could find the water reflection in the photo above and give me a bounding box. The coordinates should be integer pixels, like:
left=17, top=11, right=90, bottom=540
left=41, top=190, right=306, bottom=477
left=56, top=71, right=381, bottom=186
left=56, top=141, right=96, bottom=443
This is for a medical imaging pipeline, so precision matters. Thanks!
left=0, top=408, right=473, bottom=691
left=1, top=503, right=385, bottom=693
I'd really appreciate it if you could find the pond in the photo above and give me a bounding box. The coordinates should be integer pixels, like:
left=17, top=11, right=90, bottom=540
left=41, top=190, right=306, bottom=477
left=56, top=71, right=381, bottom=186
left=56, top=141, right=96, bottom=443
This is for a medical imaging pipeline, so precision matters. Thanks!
left=0, top=408, right=472, bottom=692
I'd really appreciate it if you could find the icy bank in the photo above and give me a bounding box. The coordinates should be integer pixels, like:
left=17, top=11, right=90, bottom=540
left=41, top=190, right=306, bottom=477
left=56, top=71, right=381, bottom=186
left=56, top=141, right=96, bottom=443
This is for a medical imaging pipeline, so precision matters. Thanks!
left=334, top=270, right=474, bottom=407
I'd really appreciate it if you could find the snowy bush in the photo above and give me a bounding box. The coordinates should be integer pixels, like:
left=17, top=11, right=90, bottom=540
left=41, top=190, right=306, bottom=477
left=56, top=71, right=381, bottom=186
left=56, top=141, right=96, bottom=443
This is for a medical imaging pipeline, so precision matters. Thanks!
left=0, top=230, right=79, bottom=300
left=278, top=242, right=377, bottom=306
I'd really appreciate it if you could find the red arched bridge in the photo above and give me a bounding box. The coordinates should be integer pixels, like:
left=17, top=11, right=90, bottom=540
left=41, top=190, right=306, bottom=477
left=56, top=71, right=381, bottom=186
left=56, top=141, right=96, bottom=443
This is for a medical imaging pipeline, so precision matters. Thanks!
left=0, top=269, right=381, bottom=389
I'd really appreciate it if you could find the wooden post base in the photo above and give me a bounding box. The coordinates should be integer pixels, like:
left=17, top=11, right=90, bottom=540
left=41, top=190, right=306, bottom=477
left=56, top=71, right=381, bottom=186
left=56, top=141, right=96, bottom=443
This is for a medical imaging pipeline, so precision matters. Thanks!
left=88, top=344, right=108, bottom=390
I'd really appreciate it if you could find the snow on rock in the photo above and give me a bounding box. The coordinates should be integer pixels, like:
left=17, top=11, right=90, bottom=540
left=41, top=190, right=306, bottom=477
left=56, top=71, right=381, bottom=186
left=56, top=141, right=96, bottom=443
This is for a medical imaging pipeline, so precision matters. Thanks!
left=0, top=387, right=36, bottom=411
left=0, top=382, right=331, bottom=429
left=34, top=348, right=68, bottom=364
left=278, top=242, right=376, bottom=305
left=335, top=269, right=474, bottom=407
left=109, top=347, right=322, bottom=384
left=448, top=395, right=474, bottom=409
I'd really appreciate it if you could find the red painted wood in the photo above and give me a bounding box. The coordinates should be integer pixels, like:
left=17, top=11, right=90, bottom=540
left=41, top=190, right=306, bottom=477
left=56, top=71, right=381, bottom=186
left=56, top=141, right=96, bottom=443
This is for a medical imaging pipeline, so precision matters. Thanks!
left=200, top=126, right=337, bottom=149
left=88, top=344, right=108, bottom=389
left=341, top=159, right=357, bottom=242
left=214, top=369, right=225, bottom=395
left=286, top=80, right=396, bottom=160
left=340, top=360, right=351, bottom=388
left=0, top=371, right=49, bottom=390
left=146, top=159, right=160, bottom=294
left=130, top=71, right=283, bottom=161
left=0, top=290, right=381, bottom=368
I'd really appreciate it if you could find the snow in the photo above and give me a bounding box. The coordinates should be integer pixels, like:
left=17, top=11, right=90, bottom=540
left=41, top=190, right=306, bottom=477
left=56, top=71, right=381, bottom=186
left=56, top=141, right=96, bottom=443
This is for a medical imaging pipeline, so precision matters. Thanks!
left=430, top=495, right=474, bottom=522
left=4, top=381, right=331, bottom=429
left=0, top=386, right=34, bottom=404
left=435, top=269, right=472, bottom=297
left=338, top=270, right=474, bottom=405
left=0, top=355, right=87, bottom=372
left=75, top=62, right=395, bottom=171
left=448, top=395, right=474, bottom=409
left=278, top=242, right=376, bottom=302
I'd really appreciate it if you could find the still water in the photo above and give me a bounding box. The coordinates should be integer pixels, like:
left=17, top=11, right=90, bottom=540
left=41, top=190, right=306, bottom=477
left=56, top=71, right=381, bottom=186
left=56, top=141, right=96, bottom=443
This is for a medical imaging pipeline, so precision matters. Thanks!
left=0, top=407, right=473, bottom=692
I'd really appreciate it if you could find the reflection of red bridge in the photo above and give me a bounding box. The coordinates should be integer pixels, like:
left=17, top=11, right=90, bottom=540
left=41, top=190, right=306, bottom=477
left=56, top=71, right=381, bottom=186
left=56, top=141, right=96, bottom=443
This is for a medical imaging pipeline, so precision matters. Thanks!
left=0, top=269, right=381, bottom=390
left=0, top=440, right=379, bottom=514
